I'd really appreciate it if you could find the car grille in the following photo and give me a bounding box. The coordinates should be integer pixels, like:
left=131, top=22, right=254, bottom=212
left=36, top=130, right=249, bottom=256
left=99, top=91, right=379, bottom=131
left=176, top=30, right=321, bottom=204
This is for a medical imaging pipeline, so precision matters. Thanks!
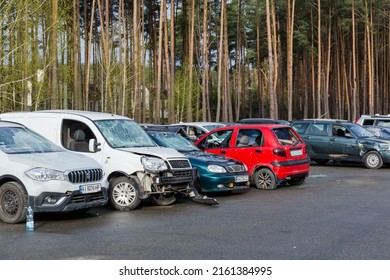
left=226, top=164, right=246, bottom=173
left=67, top=168, right=103, bottom=184
left=70, top=191, right=106, bottom=204
left=167, top=159, right=192, bottom=169
left=171, top=169, right=194, bottom=177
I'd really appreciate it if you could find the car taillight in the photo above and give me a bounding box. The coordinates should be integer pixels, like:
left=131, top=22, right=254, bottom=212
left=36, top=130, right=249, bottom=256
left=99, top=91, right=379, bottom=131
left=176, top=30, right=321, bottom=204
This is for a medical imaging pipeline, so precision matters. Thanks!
left=273, top=148, right=287, bottom=157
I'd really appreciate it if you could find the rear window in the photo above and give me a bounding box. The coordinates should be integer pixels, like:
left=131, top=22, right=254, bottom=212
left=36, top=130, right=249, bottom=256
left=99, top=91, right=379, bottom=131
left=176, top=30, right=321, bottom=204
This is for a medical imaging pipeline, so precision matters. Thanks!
left=273, top=127, right=301, bottom=146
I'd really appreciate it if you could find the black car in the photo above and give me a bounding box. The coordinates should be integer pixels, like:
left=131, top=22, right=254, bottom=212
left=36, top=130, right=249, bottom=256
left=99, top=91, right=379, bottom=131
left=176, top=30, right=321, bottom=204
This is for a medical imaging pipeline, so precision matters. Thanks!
left=290, top=119, right=390, bottom=169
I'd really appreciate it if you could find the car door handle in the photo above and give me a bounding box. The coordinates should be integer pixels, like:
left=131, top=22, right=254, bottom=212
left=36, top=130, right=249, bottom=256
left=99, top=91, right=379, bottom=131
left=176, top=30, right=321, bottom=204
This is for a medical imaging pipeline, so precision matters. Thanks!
left=220, top=151, right=226, bottom=155
left=330, top=138, right=336, bottom=141
left=255, top=149, right=262, bottom=153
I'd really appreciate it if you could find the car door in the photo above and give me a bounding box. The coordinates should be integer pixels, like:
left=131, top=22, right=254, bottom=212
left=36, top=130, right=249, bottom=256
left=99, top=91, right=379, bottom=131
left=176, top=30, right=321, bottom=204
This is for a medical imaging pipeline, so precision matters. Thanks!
left=329, top=124, right=360, bottom=158
left=199, top=127, right=265, bottom=175
left=299, top=122, right=331, bottom=156
left=227, top=128, right=265, bottom=174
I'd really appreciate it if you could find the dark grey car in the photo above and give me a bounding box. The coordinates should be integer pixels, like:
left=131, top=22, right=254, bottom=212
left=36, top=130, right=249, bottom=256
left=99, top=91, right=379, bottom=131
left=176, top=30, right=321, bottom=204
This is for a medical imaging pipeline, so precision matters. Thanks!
left=291, top=119, right=390, bottom=169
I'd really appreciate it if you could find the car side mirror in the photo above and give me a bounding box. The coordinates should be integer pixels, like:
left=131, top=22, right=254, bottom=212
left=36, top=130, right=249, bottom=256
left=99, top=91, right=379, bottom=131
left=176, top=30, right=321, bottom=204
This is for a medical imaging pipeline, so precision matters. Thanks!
left=89, top=139, right=101, bottom=152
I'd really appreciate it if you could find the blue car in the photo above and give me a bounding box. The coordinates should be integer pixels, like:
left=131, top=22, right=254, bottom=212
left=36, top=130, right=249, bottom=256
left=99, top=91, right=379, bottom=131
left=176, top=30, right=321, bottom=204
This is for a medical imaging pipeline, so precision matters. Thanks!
left=145, top=129, right=250, bottom=193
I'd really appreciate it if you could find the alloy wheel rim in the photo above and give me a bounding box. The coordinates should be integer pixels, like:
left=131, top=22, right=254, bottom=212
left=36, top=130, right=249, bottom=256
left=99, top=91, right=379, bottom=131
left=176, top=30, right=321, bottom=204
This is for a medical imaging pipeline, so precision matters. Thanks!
left=2, top=190, right=19, bottom=216
left=367, top=154, right=379, bottom=167
left=113, top=182, right=136, bottom=206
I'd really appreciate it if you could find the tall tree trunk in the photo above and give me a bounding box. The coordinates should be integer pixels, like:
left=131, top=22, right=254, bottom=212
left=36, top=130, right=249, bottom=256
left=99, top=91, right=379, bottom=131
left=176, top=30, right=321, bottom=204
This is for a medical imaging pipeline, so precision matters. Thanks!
left=266, top=0, right=276, bottom=119
left=85, top=0, right=95, bottom=111
left=201, top=0, right=209, bottom=121
left=168, top=0, right=176, bottom=124
left=155, top=0, right=165, bottom=123
left=352, top=0, right=358, bottom=121
left=73, top=0, right=82, bottom=110
left=324, top=8, right=331, bottom=119
left=235, top=0, right=242, bottom=121
left=187, top=0, right=195, bottom=121
left=216, top=0, right=225, bottom=122
left=133, top=0, right=141, bottom=120
left=316, top=0, right=322, bottom=118
left=286, top=0, right=295, bottom=121
left=50, top=0, right=58, bottom=109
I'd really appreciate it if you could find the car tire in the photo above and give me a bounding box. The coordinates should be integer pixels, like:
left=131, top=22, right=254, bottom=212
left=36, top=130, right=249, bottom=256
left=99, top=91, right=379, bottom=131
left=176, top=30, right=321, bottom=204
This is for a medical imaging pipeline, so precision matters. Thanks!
left=150, top=194, right=177, bottom=206
left=363, top=151, right=383, bottom=169
left=109, top=176, right=141, bottom=211
left=313, top=159, right=329, bottom=165
left=0, top=182, right=27, bottom=224
left=254, top=168, right=277, bottom=190
left=287, top=177, right=306, bottom=186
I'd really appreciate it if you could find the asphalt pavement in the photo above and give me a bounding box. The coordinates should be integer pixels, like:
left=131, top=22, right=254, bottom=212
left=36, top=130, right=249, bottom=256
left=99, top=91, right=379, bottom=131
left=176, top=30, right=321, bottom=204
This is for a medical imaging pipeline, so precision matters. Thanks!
left=1, top=162, right=390, bottom=260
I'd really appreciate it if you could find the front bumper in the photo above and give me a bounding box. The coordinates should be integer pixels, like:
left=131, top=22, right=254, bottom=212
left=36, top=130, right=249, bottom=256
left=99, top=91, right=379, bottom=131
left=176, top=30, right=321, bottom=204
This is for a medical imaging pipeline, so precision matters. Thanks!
left=199, top=173, right=250, bottom=192
left=152, top=169, right=195, bottom=186
left=29, top=187, right=108, bottom=213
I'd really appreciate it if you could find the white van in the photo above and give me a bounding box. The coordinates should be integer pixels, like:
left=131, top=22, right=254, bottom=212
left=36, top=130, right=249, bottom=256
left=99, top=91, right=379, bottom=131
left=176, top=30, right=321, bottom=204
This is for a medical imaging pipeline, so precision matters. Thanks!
left=0, top=121, right=108, bottom=224
left=0, top=110, right=196, bottom=211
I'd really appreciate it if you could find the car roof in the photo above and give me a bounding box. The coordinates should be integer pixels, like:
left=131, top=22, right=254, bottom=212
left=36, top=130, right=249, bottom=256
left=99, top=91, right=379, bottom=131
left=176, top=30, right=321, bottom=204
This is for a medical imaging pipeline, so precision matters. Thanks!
left=292, top=119, right=350, bottom=123
left=2, top=110, right=132, bottom=121
left=214, top=123, right=290, bottom=130
left=238, top=118, right=289, bottom=124
left=359, top=114, right=390, bottom=119
left=0, top=120, right=25, bottom=128
left=172, top=122, right=224, bottom=127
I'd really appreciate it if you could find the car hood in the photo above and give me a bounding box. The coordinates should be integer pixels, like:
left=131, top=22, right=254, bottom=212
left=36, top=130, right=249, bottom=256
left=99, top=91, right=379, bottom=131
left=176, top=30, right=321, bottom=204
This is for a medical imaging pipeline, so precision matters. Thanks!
left=359, top=137, right=390, bottom=144
left=118, top=146, right=187, bottom=159
left=182, top=150, right=242, bottom=166
left=7, top=151, right=100, bottom=171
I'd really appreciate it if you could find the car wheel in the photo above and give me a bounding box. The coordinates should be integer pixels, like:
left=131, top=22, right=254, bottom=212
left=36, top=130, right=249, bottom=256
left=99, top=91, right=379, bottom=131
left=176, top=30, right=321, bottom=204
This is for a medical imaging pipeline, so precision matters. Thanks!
left=363, top=151, right=383, bottom=169
left=109, top=176, right=141, bottom=211
left=314, top=159, right=329, bottom=165
left=254, top=168, right=277, bottom=190
left=150, top=194, right=176, bottom=206
left=0, top=182, right=27, bottom=224
left=287, top=177, right=306, bottom=186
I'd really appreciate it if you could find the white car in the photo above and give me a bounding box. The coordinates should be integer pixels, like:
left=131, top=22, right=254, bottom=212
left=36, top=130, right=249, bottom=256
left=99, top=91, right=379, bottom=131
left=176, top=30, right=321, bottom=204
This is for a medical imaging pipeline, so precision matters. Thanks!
left=0, top=121, right=108, bottom=224
left=0, top=111, right=196, bottom=211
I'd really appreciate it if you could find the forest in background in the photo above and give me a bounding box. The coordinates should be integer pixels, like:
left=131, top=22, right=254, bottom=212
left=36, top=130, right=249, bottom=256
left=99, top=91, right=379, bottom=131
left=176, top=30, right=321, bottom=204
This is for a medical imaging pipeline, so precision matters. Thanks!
left=1, top=0, right=390, bottom=123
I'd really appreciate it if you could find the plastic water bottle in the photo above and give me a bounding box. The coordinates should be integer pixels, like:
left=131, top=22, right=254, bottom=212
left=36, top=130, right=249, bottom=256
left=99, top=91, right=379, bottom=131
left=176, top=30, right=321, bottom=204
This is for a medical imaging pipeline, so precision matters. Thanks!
left=26, top=206, right=34, bottom=232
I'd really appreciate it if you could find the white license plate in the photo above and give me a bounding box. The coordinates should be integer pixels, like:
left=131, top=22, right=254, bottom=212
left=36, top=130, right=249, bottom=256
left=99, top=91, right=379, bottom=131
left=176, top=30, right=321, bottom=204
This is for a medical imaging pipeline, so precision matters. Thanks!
left=235, top=175, right=249, bottom=183
left=290, top=149, right=303, bottom=156
left=79, top=184, right=101, bottom=194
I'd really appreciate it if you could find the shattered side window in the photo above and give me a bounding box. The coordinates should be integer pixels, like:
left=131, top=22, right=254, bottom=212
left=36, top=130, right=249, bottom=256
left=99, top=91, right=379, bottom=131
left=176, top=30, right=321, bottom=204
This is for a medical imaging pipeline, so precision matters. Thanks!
left=95, top=120, right=157, bottom=148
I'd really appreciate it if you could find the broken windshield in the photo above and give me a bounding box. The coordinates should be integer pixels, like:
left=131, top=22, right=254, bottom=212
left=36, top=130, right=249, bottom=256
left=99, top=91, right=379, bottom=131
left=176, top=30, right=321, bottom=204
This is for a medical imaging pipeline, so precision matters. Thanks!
left=94, top=119, right=157, bottom=148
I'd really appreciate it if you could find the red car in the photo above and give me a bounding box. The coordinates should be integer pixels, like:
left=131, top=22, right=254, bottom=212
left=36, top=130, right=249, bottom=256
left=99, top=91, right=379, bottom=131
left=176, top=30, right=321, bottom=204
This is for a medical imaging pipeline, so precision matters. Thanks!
left=195, top=124, right=310, bottom=189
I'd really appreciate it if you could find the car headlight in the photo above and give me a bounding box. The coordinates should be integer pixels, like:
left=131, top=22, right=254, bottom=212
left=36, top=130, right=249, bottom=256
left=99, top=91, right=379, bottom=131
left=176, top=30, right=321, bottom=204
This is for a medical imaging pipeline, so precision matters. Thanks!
left=208, top=164, right=227, bottom=173
left=141, top=156, right=168, bottom=173
left=25, top=168, right=65, bottom=181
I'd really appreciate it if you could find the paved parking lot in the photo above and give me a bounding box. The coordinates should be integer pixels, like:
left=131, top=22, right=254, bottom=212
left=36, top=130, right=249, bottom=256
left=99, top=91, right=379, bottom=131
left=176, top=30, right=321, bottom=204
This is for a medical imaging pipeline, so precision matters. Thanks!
left=1, top=163, right=390, bottom=260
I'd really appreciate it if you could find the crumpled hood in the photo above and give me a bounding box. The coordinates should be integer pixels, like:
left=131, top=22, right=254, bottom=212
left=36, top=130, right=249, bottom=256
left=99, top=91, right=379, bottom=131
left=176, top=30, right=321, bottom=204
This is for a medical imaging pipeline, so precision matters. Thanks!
left=118, top=146, right=187, bottom=159
left=183, top=150, right=242, bottom=166
left=7, top=151, right=100, bottom=171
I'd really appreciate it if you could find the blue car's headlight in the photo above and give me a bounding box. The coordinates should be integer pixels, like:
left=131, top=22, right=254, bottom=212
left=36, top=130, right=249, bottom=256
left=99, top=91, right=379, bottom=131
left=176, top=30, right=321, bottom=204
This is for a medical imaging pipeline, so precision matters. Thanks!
left=208, top=164, right=227, bottom=173
left=25, top=168, right=65, bottom=181
left=141, top=156, right=168, bottom=172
